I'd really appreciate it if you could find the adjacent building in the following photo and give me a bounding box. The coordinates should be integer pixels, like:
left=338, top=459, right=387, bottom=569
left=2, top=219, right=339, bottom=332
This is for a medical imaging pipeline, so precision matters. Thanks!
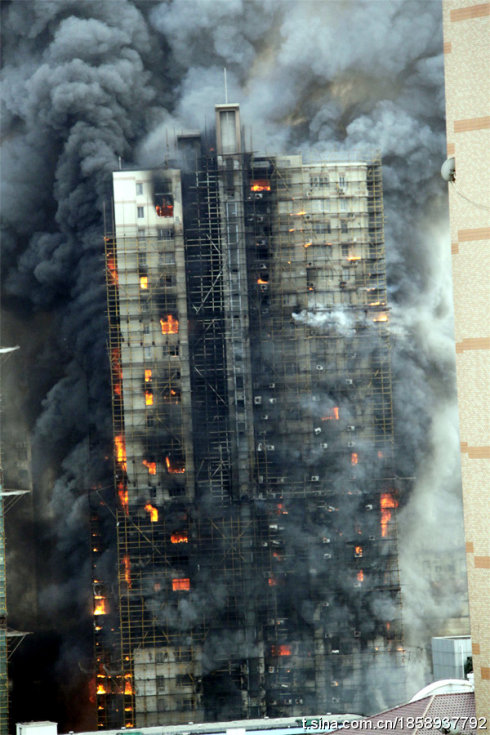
left=442, top=0, right=490, bottom=719
left=93, top=104, right=405, bottom=728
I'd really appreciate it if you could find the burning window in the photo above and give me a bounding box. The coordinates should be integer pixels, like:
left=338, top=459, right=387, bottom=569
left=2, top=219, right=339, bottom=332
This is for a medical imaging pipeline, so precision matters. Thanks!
left=160, top=314, right=179, bottom=334
left=154, top=194, right=174, bottom=217
left=351, top=452, right=358, bottom=465
left=144, top=391, right=153, bottom=406
left=140, top=276, right=148, bottom=290
left=322, top=406, right=339, bottom=421
left=144, top=369, right=152, bottom=382
left=94, top=596, right=107, bottom=615
left=268, top=576, right=278, bottom=587
left=271, top=644, right=291, bottom=656
left=172, top=578, right=190, bottom=591
left=257, top=273, right=269, bottom=285
left=142, top=460, right=156, bottom=475
left=123, top=556, right=131, bottom=587
left=380, top=493, right=398, bottom=537
left=165, top=456, right=185, bottom=474
left=144, top=503, right=158, bottom=522
left=354, top=545, right=363, bottom=557
left=250, top=180, right=271, bottom=192
left=357, top=570, right=364, bottom=582
left=114, top=435, right=127, bottom=472
left=118, top=481, right=128, bottom=514
left=107, top=255, right=118, bottom=285
left=171, top=532, right=188, bottom=544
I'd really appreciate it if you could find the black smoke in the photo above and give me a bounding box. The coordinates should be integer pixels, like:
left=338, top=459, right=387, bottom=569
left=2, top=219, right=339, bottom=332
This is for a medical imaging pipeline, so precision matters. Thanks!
left=1, top=0, right=466, bottom=728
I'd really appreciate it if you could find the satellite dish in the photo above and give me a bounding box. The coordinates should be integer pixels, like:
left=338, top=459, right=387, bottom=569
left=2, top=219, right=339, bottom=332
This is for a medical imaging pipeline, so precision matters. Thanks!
left=441, top=156, right=456, bottom=182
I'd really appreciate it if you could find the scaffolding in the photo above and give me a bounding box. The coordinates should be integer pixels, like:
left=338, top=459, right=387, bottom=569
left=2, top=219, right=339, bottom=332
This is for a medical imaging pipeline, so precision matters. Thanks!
left=98, top=108, right=405, bottom=727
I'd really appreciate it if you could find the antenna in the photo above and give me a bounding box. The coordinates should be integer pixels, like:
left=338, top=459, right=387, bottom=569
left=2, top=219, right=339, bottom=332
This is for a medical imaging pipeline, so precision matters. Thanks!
left=118, top=156, right=122, bottom=170
left=224, top=68, right=228, bottom=104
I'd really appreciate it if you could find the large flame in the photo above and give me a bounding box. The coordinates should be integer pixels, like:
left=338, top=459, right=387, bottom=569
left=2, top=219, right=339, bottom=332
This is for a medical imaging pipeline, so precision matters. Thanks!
left=118, top=481, right=128, bottom=514
left=112, top=348, right=123, bottom=397
left=107, top=256, right=119, bottom=285
left=322, top=406, right=339, bottom=421
left=144, top=503, right=158, bottom=522
left=97, top=683, right=107, bottom=695
left=160, top=314, right=179, bottom=334
left=355, top=545, right=363, bottom=557
left=165, top=456, right=185, bottom=474
left=257, top=277, right=269, bottom=285
left=144, top=369, right=152, bottom=382
left=114, top=435, right=127, bottom=472
left=140, top=276, right=148, bottom=290
left=357, top=570, right=364, bottom=582
left=380, top=492, right=398, bottom=537
left=124, top=674, right=133, bottom=695
left=171, top=532, right=188, bottom=544
left=172, top=578, right=190, bottom=591
left=145, top=391, right=154, bottom=406
left=94, top=596, right=107, bottom=615
left=123, top=556, right=131, bottom=587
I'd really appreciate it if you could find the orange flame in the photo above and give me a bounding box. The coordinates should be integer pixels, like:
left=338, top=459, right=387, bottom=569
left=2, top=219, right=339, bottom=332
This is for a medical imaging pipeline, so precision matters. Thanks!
left=156, top=201, right=173, bottom=217
left=160, top=314, right=179, bottom=334
left=123, top=556, right=131, bottom=587
left=112, top=348, right=123, bottom=396
left=303, top=242, right=312, bottom=248
left=373, top=312, right=388, bottom=322
left=97, top=683, right=107, bottom=695
left=351, top=452, right=358, bottom=465
left=118, top=481, right=128, bottom=514
left=145, top=391, right=154, bottom=406
left=268, top=576, right=278, bottom=587
left=171, top=532, right=188, bottom=544
left=115, top=435, right=127, bottom=472
left=355, top=545, right=363, bottom=557
left=322, top=406, right=339, bottom=421
left=271, top=644, right=291, bottom=656
left=257, top=277, right=269, bottom=285
left=140, top=276, right=148, bottom=290
left=357, top=570, right=364, bottom=582
left=107, top=256, right=118, bottom=285
left=172, top=578, right=190, bottom=591
left=94, top=596, right=107, bottom=615
left=250, top=180, right=271, bottom=192
left=144, top=503, right=158, bottom=522
left=145, top=369, right=152, bottom=382
left=165, top=456, right=185, bottom=474
left=124, top=677, right=133, bottom=695
left=380, top=493, right=398, bottom=537
left=142, top=459, right=156, bottom=475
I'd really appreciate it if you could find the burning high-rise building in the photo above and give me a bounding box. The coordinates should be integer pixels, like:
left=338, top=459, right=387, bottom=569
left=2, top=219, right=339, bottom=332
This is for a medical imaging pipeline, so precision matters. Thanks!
left=94, top=104, right=405, bottom=728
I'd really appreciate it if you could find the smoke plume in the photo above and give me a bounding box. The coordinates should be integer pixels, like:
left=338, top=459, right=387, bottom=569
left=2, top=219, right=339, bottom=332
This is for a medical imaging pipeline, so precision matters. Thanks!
left=1, top=0, right=466, bottom=727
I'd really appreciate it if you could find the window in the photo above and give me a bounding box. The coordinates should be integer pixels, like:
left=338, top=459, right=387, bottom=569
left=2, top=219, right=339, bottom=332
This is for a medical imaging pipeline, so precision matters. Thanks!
left=137, top=206, right=144, bottom=218
left=341, top=220, right=348, bottom=234
left=158, top=228, right=174, bottom=240
left=341, top=244, right=349, bottom=257
left=137, top=228, right=145, bottom=239
left=169, top=345, right=179, bottom=356
left=144, top=346, right=152, bottom=359
left=310, top=175, right=329, bottom=187
left=156, top=676, right=165, bottom=692
left=136, top=182, right=143, bottom=195
left=340, top=198, right=347, bottom=211
left=339, top=175, right=346, bottom=188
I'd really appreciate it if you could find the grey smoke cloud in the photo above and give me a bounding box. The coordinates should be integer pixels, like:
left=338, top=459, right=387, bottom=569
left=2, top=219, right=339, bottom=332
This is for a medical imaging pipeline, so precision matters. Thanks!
left=1, top=0, right=466, bottom=724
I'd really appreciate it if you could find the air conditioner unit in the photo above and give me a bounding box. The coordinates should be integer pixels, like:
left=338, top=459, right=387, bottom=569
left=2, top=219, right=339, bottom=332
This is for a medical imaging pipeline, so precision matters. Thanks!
left=365, top=504, right=373, bottom=511
left=321, top=443, right=329, bottom=449
left=269, top=397, right=276, bottom=404
left=304, top=214, right=311, bottom=221
left=258, top=475, right=264, bottom=484
left=345, top=378, right=353, bottom=385
left=322, top=537, right=331, bottom=544
left=263, top=414, right=269, bottom=421
left=354, top=630, right=361, bottom=638
left=254, top=192, right=263, bottom=200
left=254, top=396, right=262, bottom=405
left=347, top=441, right=355, bottom=448
left=316, top=364, right=324, bottom=371
left=266, top=444, right=275, bottom=451
left=268, top=382, right=276, bottom=389
left=257, top=443, right=263, bottom=452
left=369, top=535, right=376, bottom=541
left=311, top=475, right=320, bottom=482
left=314, top=427, right=322, bottom=435
left=347, top=425, right=356, bottom=431
left=323, top=552, right=332, bottom=559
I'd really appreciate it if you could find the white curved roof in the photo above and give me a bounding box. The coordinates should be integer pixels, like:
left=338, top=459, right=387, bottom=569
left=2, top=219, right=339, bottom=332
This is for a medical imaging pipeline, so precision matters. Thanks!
left=410, top=678, right=473, bottom=702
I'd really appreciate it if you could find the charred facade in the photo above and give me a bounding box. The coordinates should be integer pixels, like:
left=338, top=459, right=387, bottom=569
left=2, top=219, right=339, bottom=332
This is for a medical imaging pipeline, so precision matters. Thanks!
left=94, top=105, right=405, bottom=728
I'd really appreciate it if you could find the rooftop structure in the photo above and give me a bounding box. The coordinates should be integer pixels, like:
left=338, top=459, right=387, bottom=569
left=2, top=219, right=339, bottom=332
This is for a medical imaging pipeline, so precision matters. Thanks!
left=94, top=104, right=405, bottom=728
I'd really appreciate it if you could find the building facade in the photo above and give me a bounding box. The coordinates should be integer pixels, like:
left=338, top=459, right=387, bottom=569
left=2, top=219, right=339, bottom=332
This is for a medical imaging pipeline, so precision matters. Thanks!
left=442, top=0, right=490, bottom=719
left=93, top=105, right=405, bottom=727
